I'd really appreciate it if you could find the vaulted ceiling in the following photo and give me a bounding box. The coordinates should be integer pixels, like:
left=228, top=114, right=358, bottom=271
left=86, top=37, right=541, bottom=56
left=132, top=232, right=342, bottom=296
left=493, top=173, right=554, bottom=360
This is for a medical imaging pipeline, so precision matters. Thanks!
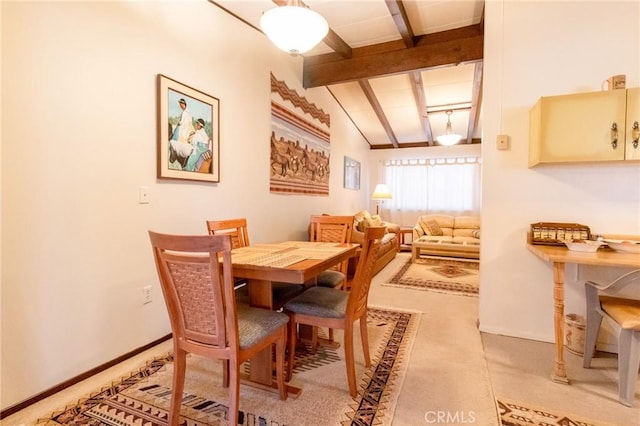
left=211, top=0, right=484, bottom=149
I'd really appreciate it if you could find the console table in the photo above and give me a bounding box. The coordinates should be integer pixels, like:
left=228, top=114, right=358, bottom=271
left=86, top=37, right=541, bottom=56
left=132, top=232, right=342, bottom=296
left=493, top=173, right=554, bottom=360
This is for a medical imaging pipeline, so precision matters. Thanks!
left=526, top=242, right=640, bottom=384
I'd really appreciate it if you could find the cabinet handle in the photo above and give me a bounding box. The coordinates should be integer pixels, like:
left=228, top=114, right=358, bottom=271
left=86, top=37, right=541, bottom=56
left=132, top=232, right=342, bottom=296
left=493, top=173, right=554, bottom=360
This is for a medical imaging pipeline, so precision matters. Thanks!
left=610, top=123, right=618, bottom=149
left=633, top=121, right=639, bottom=149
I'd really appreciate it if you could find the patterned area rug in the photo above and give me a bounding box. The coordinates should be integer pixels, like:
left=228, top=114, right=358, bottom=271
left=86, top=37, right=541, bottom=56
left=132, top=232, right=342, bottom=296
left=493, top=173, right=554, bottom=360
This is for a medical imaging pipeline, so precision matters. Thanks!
left=497, top=399, right=620, bottom=426
left=385, top=256, right=479, bottom=296
left=37, top=307, right=419, bottom=426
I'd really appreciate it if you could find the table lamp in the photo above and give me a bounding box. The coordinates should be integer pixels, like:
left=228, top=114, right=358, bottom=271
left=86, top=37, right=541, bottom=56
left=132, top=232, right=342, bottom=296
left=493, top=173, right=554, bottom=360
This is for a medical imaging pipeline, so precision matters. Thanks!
left=371, top=184, right=392, bottom=215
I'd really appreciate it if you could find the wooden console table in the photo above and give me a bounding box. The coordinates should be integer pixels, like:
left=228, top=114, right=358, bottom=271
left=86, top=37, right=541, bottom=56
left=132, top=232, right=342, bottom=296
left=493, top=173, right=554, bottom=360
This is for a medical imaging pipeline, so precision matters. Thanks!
left=526, top=242, right=640, bottom=384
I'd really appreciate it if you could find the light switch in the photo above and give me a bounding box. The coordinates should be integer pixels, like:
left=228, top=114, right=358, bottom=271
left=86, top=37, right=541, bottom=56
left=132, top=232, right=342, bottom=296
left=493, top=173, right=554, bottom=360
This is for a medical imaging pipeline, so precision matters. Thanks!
left=496, top=134, right=510, bottom=150
left=139, top=186, right=150, bottom=204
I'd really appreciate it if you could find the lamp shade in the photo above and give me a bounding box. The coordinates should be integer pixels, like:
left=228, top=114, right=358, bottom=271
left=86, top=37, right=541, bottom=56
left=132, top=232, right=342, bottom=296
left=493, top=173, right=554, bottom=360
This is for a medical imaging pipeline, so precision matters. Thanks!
left=371, top=184, right=392, bottom=200
left=260, top=5, right=329, bottom=56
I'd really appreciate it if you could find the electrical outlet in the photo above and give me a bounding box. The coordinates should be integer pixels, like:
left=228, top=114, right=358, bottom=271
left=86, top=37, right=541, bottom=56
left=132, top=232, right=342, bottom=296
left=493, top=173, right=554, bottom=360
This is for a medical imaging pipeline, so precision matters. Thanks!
left=142, top=285, right=152, bottom=304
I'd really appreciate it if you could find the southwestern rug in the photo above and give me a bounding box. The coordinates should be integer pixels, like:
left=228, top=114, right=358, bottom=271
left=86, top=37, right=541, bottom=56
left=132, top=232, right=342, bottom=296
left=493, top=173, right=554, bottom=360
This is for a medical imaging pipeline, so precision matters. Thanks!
left=37, top=307, right=419, bottom=426
left=497, top=399, right=620, bottom=426
left=385, top=256, right=479, bottom=296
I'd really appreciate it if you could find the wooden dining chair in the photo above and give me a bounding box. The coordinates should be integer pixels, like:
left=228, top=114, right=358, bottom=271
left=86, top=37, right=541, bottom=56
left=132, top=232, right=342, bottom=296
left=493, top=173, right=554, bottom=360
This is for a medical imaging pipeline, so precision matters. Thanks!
left=583, top=269, right=640, bottom=407
left=148, top=231, right=289, bottom=425
left=284, top=226, right=384, bottom=397
left=206, top=218, right=251, bottom=249
left=207, top=218, right=306, bottom=309
left=309, top=215, right=355, bottom=290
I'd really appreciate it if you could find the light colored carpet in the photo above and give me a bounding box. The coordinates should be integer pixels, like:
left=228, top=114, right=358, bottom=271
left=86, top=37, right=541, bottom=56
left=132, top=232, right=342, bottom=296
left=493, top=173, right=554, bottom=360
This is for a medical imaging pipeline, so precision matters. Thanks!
left=34, top=307, right=420, bottom=426
left=5, top=253, right=636, bottom=426
left=384, top=256, right=479, bottom=296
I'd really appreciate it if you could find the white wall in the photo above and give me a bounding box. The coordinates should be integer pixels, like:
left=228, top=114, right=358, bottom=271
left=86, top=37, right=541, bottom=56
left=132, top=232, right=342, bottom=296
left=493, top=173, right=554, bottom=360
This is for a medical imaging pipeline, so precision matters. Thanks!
left=0, top=1, right=369, bottom=408
left=479, top=1, right=640, bottom=341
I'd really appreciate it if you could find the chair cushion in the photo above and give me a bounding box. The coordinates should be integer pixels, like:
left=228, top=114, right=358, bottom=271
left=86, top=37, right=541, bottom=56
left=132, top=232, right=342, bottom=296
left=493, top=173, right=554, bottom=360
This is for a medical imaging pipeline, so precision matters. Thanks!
left=237, top=305, right=288, bottom=349
left=316, top=270, right=345, bottom=288
left=600, top=296, right=640, bottom=330
left=284, top=287, right=348, bottom=319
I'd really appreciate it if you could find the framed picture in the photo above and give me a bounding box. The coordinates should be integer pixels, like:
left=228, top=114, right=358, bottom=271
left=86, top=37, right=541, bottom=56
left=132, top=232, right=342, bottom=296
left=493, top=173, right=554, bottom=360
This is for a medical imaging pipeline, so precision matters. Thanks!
left=157, top=74, right=220, bottom=182
left=343, top=156, right=360, bottom=190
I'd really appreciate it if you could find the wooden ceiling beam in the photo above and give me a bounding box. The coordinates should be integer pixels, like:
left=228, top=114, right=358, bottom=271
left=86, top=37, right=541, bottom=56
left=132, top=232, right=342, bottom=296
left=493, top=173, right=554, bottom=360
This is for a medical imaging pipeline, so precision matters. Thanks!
left=303, top=24, right=483, bottom=88
left=359, top=79, right=399, bottom=149
left=409, top=71, right=434, bottom=146
left=385, top=0, right=415, bottom=48
left=466, top=61, right=483, bottom=143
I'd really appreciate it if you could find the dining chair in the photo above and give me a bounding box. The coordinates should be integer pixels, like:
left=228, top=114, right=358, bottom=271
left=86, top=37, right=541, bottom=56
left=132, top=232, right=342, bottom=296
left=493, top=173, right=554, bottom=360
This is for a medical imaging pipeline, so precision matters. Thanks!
left=284, top=226, right=384, bottom=397
left=148, top=231, right=289, bottom=425
left=583, top=269, right=640, bottom=407
left=308, top=215, right=355, bottom=290
left=206, top=218, right=251, bottom=249
left=207, top=218, right=306, bottom=309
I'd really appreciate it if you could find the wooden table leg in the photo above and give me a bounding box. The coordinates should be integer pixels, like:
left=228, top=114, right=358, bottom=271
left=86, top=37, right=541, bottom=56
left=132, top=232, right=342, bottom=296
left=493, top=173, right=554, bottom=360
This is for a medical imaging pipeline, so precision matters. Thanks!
left=551, top=262, right=569, bottom=384
left=246, top=279, right=302, bottom=398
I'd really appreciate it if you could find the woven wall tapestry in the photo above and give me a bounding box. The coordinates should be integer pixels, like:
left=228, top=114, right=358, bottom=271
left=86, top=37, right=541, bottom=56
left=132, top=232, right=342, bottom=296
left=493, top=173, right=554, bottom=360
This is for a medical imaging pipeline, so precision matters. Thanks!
left=269, top=73, right=330, bottom=196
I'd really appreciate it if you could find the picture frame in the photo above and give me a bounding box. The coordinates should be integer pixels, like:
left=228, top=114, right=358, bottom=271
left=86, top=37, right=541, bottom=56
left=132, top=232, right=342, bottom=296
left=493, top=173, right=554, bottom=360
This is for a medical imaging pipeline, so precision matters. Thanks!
left=343, top=156, right=360, bottom=190
left=157, top=74, right=220, bottom=182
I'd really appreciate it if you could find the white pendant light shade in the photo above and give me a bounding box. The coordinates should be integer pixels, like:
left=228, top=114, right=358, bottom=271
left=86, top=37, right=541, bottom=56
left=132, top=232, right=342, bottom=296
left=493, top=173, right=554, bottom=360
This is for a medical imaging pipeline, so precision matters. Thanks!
left=436, top=110, right=462, bottom=146
left=260, top=5, right=329, bottom=56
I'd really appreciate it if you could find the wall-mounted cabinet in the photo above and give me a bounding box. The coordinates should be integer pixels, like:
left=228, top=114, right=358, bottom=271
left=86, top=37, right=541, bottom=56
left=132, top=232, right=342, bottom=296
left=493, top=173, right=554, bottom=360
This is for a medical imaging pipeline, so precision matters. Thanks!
left=529, top=88, right=639, bottom=166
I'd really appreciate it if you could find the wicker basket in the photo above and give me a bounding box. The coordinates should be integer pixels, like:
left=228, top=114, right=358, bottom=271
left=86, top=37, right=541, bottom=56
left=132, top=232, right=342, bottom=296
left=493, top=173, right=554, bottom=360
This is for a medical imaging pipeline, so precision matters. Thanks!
left=530, top=222, right=591, bottom=246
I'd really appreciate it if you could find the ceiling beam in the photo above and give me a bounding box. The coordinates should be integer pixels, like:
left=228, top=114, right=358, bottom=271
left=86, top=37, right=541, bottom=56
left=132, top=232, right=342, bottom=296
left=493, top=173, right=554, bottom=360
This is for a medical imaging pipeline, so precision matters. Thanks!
left=359, top=79, right=399, bottom=149
left=385, top=0, right=415, bottom=48
left=409, top=71, right=434, bottom=146
left=466, top=61, right=483, bottom=143
left=322, top=29, right=353, bottom=59
left=370, top=138, right=482, bottom=150
left=303, top=24, right=483, bottom=88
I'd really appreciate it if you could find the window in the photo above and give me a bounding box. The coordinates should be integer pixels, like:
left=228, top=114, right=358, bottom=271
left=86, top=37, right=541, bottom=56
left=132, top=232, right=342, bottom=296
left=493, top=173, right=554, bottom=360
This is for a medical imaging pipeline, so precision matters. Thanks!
left=382, top=157, right=481, bottom=224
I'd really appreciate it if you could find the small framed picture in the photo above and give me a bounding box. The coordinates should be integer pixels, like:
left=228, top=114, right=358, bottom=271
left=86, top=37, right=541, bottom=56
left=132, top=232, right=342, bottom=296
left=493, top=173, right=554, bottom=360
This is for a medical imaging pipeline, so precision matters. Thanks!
left=157, top=74, right=220, bottom=182
left=343, top=156, right=360, bottom=190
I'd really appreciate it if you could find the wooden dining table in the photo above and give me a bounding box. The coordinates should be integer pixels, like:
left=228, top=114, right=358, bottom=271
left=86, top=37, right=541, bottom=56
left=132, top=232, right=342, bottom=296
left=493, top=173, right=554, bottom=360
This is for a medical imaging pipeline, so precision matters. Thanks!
left=230, top=240, right=359, bottom=397
left=526, top=241, right=640, bottom=384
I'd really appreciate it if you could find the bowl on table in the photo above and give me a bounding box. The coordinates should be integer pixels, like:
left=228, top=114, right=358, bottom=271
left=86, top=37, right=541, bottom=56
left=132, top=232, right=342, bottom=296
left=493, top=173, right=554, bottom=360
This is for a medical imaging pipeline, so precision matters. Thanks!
left=604, top=239, right=640, bottom=254
left=563, top=240, right=604, bottom=252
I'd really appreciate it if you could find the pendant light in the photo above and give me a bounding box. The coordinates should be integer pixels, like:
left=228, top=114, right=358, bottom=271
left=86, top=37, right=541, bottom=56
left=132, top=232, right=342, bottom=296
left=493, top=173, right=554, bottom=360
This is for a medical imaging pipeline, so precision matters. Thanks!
left=260, top=0, right=329, bottom=56
left=436, top=110, right=462, bottom=146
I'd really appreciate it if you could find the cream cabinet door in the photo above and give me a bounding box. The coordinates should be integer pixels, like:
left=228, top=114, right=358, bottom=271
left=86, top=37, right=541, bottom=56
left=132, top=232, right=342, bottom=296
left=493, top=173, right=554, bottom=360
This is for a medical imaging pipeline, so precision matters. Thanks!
left=625, top=88, right=640, bottom=160
left=530, top=90, right=627, bottom=165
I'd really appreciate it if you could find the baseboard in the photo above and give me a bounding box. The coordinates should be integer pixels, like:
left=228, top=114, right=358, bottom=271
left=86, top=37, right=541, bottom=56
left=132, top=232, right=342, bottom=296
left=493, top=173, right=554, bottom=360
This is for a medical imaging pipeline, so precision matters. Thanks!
left=0, top=333, right=172, bottom=419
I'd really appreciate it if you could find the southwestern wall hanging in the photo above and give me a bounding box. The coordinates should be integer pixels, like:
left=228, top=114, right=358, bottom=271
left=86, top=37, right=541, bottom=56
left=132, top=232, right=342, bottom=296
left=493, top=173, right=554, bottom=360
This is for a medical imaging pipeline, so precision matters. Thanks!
left=270, top=73, right=330, bottom=195
left=157, top=74, right=220, bottom=183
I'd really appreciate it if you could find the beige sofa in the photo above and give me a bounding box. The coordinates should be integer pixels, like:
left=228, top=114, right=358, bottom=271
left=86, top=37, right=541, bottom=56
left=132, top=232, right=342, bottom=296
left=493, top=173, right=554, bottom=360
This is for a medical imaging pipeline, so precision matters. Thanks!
left=412, top=214, right=480, bottom=259
left=349, top=210, right=400, bottom=276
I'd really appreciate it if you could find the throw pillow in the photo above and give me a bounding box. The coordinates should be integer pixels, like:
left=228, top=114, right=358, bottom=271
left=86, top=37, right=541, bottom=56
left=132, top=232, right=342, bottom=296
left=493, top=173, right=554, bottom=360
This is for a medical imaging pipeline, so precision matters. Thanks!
left=472, top=229, right=481, bottom=239
left=422, top=219, right=443, bottom=236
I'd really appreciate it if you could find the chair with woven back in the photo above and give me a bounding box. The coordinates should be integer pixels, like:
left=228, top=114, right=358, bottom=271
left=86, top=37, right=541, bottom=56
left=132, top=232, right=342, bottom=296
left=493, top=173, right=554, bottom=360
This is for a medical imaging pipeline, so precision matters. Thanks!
left=308, top=215, right=355, bottom=290
left=148, top=231, right=289, bottom=425
left=284, top=226, right=385, bottom=397
left=583, top=268, right=640, bottom=407
left=206, top=218, right=306, bottom=309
